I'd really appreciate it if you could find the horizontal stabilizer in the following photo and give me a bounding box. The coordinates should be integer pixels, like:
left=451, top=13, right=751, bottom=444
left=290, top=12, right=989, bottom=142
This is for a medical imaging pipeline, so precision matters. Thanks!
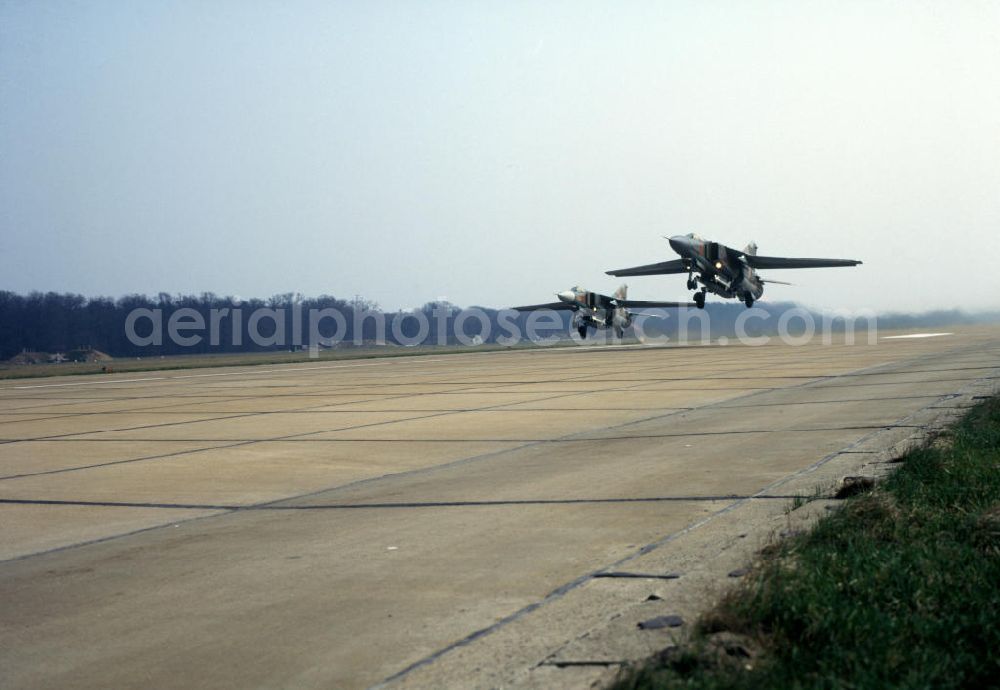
left=606, top=259, right=688, bottom=277
left=744, top=255, right=862, bottom=270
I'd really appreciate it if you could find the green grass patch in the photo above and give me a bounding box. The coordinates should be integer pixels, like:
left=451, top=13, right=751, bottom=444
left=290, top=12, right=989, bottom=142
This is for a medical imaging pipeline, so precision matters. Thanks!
left=616, top=397, right=1000, bottom=690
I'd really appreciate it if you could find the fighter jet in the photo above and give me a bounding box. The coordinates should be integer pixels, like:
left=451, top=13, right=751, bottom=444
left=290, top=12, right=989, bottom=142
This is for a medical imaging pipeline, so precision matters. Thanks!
left=513, top=285, right=694, bottom=339
left=606, top=234, right=862, bottom=309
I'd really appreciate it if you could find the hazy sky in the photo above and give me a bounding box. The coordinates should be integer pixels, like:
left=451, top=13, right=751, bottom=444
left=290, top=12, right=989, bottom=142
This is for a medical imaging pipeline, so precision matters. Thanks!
left=2, top=1, right=999, bottom=313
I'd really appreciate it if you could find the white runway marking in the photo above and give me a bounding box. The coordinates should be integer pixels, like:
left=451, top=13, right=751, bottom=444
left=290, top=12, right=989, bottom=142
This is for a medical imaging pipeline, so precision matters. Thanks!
left=881, top=332, right=953, bottom=340
left=8, top=376, right=170, bottom=390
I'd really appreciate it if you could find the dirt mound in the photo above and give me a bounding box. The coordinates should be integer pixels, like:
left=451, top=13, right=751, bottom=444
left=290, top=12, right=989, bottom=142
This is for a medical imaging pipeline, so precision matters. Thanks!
left=7, top=351, right=50, bottom=365
left=66, top=349, right=113, bottom=362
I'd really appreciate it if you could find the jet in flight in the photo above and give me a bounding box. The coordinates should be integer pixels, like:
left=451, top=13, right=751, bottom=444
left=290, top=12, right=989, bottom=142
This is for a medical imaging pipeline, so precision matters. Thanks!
left=513, top=285, right=694, bottom=339
left=607, top=234, right=862, bottom=309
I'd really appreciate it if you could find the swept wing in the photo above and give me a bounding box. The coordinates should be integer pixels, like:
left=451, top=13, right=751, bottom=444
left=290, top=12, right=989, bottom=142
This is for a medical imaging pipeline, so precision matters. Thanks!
left=512, top=301, right=578, bottom=311
left=620, top=299, right=696, bottom=309
left=605, top=259, right=688, bottom=277
left=743, top=255, right=862, bottom=270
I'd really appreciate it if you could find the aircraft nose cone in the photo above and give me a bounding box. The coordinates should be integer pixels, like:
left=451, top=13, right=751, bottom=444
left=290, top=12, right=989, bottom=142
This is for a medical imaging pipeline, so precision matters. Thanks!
left=556, top=290, right=576, bottom=303
left=668, top=235, right=687, bottom=253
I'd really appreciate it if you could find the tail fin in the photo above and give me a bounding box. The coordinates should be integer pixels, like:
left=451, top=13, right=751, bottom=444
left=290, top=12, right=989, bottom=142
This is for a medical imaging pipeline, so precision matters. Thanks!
left=613, top=284, right=627, bottom=301
left=743, top=241, right=758, bottom=256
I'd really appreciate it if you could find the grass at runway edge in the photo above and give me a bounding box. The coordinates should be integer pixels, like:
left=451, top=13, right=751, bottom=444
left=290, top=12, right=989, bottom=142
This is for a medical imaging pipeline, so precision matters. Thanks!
left=614, top=396, right=1000, bottom=690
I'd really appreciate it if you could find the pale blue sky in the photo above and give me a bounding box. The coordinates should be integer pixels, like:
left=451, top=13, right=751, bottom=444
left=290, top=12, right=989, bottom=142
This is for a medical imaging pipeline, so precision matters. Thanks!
left=2, top=1, right=999, bottom=312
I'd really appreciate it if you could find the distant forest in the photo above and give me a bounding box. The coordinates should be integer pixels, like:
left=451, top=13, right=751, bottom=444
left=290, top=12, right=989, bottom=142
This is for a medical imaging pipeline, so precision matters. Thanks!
left=0, top=290, right=995, bottom=361
left=0, top=291, right=522, bottom=359
left=1, top=291, right=417, bottom=359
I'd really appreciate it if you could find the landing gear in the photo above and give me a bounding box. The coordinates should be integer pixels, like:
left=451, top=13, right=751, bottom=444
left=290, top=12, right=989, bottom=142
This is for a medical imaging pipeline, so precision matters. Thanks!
left=686, top=277, right=697, bottom=290
left=578, top=324, right=588, bottom=339
left=744, top=294, right=754, bottom=308
left=694, top=291, right=706, bottom=309
left=615, top=326, right=624, bottom=340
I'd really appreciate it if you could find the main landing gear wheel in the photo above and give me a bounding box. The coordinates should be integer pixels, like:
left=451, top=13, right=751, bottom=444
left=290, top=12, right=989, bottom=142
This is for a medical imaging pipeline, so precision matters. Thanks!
left=686, top=278, right=697, bottom=290
left=694, top=292, right=706, bottom=309
left=744, top=294, right=754, bottom=308
left=578, top=324, right=588, bottom=339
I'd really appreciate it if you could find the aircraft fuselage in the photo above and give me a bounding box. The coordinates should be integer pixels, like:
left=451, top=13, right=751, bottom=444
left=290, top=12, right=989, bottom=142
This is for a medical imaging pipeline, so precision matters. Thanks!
left=556, top=289, right=631, bottom=333
left=668, top=235, right=763, bottom=306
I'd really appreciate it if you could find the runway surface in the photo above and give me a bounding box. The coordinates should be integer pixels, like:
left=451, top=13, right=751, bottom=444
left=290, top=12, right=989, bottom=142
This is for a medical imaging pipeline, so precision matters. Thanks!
left=2, top=328, right=1000, bottom=689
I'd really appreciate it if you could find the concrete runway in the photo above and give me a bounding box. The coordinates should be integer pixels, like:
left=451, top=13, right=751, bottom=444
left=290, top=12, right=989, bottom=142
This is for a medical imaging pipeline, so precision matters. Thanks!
left=2, top=328, right=999, bottom=689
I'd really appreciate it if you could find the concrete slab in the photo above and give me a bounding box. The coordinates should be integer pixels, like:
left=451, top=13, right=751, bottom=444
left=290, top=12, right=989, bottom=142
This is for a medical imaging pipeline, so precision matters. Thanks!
left=0, top=440, right=524, bottom=506
left=0, top=503, right=223, bottom=561
left=0, top=440, right=235, bottom=478
left=0, top=413, right=242, bottom=441
left=66, top=410, right=435, bottom=441
left=0, top=327, right=998, bottom=689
